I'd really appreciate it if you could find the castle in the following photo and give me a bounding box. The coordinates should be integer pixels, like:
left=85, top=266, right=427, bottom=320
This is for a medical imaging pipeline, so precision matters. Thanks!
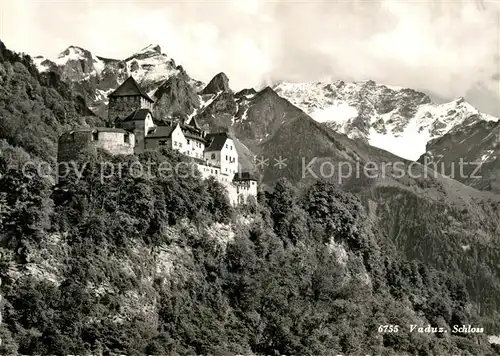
left=57, top=76, right=258, bottom=205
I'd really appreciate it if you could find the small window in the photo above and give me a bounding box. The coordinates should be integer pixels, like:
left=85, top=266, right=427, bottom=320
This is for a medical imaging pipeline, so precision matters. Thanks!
left=211, top=169, right=213, bottom=174
left=92, top=132, right=98, bottom=141
left=226, top=144, right=228, bottom=149
left=124, top=133, right=129, bottom=143
left=187, top=139, right=190, bottom=144
left=211, top=153, right=215, bottom=159
left=174, top=141, right=177, bottom=146
left=179, top=142, right=182, bottom=147
left=159, top=140, right=167, bottom=146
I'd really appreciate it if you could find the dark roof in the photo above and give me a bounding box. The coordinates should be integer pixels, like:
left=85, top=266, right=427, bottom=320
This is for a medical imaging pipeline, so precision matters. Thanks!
left=108, top=76, right=154, bottom=102
left=123, top=108, right=152, bottom=122
left=145, top=125, right=175, bottom=138
left=94, top=127, right=130, bottom=133
left=184, top=131, right=206, bottom=142
left=65, top=127, right=129, bottom=134
left=233, top=171, right=258, bottom=182
left=204, top=132, right=230, bottom=151
left=187, top=117, right=201, bottom=130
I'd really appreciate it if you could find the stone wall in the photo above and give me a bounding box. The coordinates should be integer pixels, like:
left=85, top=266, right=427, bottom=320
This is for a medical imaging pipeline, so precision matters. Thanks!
left=234, top=180, right=258, bottom=204
left=58, top=129, right=135, bottom=165
left=108, top=96, right=143, bottom=123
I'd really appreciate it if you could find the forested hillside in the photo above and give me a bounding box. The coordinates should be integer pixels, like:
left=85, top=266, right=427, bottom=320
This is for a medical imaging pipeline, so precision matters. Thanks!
left=0, top=146, right=498, bottom=355
left=1, top=40, right=500, bottom=355
left=0, top=40, right=103, bottom=163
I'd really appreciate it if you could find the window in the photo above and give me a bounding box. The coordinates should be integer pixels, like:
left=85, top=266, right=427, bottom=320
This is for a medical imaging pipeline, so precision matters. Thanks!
left=174, top=141, right=177, bottom=146
left=92, top=132, right=98, bottom=141
left=226, top=155, right=228, bottom=161
left=124, top=133, right=129, bottom=143
left=211, top=153, right=215, bottom=159
left=187, top=139, right=190, bottom=144
left=211, top=169, right=213, bottom=174
left=159, top=140, right=167, bottom=146
left=179, top=142, right=183, bottom=147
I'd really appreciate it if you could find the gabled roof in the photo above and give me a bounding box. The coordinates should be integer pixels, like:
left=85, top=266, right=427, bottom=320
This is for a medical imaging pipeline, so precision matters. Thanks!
left=233, top=171, right=258, bottom=182
left=108, top=76, right=154, bottom=102
left=204, top=132, right=230, bottom=151
left=187, top=117, right=201, bottom=130
left=123, top=108, right=153, bottom=122
left=184, top=131, right=206, bottom=143
left=145, top=125, right=176, bottom=138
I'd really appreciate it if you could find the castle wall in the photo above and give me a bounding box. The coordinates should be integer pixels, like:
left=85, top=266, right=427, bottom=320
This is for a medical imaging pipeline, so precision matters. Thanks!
left=235, top=180, right=258, bottom=204
left=118, top=113, right=155, bottom=154
left=58, top=130, right=135, bottom=164
left=185, top=137, right=205, bottom=159
left=225, top=182, right=239, bottom=206
left=171, top=125, right=188, bottom=155
left=144, top=137, right=171, bottom=151
left=204, top=150, right=221, bottom=168
left=219, top=139, right=239, bottom=176
left=108, top=96, right=142, bottom=123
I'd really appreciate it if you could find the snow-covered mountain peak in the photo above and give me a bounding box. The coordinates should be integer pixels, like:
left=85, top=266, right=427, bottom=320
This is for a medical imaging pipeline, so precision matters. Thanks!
left=275, top=80, right=498, bottom=160
left=133, top=44, right=162, bottom=56
left=55, top=46, right=90, bottom=65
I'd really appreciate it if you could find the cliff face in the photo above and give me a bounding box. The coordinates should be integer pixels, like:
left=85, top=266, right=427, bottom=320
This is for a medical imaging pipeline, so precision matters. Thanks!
left=419, top=118, right=500, bottom=193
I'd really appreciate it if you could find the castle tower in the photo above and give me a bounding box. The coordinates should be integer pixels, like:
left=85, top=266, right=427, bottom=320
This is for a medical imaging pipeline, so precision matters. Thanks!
left=107, top=76, right=154, bottom=125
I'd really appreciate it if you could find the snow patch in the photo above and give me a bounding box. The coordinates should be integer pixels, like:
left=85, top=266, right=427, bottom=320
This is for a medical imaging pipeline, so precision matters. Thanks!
left=309, top=102, right=358, bottom=124
left=92, top=54, right=105, bottom=75
left=32, top=56, right=50, bottom=73
left=54, top=46, right=86, bottom=66
left=126, top=53, right=179, bottom=85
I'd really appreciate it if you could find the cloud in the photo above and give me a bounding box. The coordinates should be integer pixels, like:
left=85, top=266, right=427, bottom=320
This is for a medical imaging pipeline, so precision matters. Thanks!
left=1, top=0, right=499, bottom=115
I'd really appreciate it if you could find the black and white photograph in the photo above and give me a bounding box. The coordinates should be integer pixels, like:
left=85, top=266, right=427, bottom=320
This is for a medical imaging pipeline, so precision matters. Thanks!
left=1, top=0, right=500, bottom=354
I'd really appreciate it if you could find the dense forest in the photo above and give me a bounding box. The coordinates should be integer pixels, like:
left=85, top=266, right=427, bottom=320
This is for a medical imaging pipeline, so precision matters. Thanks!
left=1, top=40, right=500, bottom=355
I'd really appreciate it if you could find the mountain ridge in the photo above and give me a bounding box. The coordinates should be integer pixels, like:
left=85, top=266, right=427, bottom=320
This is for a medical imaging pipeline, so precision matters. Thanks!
left=274, top=80, right=499, bottom=161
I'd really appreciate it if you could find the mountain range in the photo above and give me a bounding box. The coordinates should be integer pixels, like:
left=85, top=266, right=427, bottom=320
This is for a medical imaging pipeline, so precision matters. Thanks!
left=34, top=45, right=498, bottom=168
left=6, top=41, right=500, bottom=348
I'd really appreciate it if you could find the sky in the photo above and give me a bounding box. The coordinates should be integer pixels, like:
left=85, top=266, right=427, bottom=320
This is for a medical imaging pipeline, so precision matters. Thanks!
left=1, top=0, right=500, bottom=116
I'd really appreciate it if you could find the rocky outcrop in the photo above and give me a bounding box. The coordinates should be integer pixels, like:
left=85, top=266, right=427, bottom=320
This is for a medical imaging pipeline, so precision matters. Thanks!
left=31, top=45, right=188, bottom=119
left=201, top=72, right=230, bottom=95
left=153, top=75, right=200, bottom=123
left=419, top=117, right=500, bottom=193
